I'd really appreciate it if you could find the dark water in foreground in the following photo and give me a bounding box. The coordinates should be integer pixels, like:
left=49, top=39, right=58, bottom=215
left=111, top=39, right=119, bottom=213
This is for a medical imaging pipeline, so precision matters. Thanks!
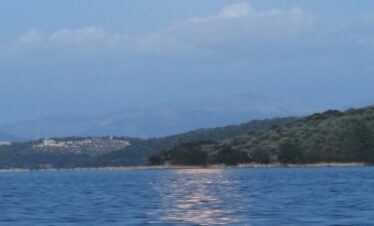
left=1, top=167, right=374, bottom=225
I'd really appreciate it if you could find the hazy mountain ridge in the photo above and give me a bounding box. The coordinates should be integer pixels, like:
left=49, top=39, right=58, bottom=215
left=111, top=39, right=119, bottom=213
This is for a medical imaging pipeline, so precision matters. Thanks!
left=0, top=96, right=297, bottom=140
left=0, top=132, right=25, bottom=142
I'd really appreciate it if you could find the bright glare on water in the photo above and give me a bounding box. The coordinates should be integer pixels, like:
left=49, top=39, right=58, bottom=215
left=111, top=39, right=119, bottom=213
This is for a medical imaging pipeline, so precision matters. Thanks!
left=1, top=167, right=374, bottom=225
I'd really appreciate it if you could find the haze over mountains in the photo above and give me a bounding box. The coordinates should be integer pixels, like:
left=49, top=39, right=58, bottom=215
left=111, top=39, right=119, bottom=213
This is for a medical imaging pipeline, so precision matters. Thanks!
left=0, top=132, right=24, bottom=142
left=1, top=1, right=374, bottom=146
left=0, top=95, right=301, bottom=140
left=2, top=1, right=374, bottom=142
left=1, top=94, right=370, bottom=141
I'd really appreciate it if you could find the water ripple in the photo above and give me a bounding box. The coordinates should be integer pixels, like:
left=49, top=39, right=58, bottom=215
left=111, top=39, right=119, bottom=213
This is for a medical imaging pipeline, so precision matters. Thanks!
left=1, top=167, right=374, bottom=225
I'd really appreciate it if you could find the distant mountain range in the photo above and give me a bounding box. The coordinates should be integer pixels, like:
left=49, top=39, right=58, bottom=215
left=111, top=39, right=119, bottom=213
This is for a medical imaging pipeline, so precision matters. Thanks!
left=0, top=132, right=24, bottom=142
left=0, top=95, right=300, bottom=140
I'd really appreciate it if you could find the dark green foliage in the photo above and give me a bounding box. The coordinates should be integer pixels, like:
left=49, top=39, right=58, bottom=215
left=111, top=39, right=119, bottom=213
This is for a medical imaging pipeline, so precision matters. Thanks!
left=278, top=139, right=304, bottom=164
left=174, top=149, right=208, bottom=165
left=0, top=117, right=294, bottom=169
left=166, top=117, right=296, bottom=143
left=214, top=146, right=250, bottom=165
left=249, top=147, right=271, bottom=164
left=4, top=106, right=374, bottom=168
left=148, top=155, right=163, bottom=165
left=339, top=121, right=374, bottom=162
left=151, top=106, right=374, bottom=166
left=158, top=142, right=209, bottom=165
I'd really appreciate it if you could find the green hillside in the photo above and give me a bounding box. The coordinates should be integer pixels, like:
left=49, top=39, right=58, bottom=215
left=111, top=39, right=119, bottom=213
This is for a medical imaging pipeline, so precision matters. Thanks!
left=150, top=107, right=374, bottom=166
left=0, top=117, right=294, bottom=169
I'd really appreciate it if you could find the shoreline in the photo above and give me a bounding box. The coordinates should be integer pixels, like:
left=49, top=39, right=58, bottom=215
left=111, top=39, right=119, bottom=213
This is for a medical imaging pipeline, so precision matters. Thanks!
left=0, top=162, right=369, bottom=173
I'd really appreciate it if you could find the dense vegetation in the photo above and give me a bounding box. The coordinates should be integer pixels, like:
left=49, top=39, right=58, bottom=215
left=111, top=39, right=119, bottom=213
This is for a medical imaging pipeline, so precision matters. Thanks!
left=150, top=107, right=374, bottom=166
left=4, top=106, right=374, bottom=169
left=0, top=118, right=294, bottom=169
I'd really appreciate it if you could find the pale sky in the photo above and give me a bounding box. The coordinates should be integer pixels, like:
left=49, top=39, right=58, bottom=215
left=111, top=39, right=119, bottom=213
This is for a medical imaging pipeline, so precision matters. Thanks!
left=1, top=0, right=374, bottom=124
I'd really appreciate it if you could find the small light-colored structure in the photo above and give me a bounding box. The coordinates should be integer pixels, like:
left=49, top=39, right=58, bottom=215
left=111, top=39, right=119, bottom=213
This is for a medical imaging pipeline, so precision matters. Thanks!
left=0, top=141, right=11, bottom=146
left=33, top=138, right=130, bottom=155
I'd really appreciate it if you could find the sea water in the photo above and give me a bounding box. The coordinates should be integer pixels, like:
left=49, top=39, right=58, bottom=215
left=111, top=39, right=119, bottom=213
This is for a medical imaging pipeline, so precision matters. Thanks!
left=1, top=167, right=374, bottom=225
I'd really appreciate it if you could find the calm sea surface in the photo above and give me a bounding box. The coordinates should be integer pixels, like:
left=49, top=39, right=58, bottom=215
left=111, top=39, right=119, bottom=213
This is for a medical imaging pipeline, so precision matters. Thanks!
left=1, top=167, right=374, bottom=225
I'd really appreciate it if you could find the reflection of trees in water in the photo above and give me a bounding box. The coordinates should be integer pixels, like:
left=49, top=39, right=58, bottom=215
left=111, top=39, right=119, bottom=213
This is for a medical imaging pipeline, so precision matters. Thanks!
left=151, top=169, right=241, bottom=225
